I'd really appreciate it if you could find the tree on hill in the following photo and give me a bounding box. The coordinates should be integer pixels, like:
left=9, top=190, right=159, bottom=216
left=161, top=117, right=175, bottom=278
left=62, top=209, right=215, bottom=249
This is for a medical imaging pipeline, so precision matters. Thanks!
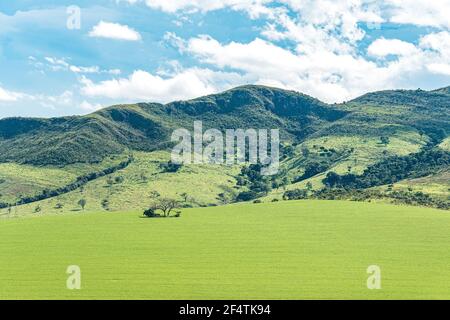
left=160, top=161, right=182, bottom=173
left=140, top=172, right=148, bottom=182
left=114, top=176, right=124, bottom=184
left=147, top=198, right=179, bottom=217
left=301, top=147, right=310, bottom=158
left=78, top=199, right=87, bottom=210
left=101, top=199, right=109, bottom=210
left=180, top=192, right=189, bottom=203
left=149, top=190, right=161, bottom=199
left=106, top=177, right=114, bottom=188
left=236, top=190, right=259, bottom=202
left=283, top=189, right=308, bottom=200
left=280, top=176, right=291, bottom=191
left=380, top=136, right=390, bottom=145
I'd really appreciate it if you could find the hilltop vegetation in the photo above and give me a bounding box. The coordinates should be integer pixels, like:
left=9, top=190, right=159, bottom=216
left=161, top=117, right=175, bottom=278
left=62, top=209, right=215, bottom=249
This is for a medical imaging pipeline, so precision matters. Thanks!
left=0, top=86, right=346, bottom=166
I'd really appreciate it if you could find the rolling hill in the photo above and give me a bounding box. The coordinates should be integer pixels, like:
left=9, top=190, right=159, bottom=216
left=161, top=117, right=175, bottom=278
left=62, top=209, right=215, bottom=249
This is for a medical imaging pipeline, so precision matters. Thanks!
left=0, top=85, right=449, bottom=214
left=0, top=86, right=346, bottom=166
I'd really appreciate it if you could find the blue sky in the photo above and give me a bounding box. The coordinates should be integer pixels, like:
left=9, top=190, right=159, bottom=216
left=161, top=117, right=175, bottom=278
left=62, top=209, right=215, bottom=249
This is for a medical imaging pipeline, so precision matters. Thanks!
left=0, top=0, right=449, bottom=118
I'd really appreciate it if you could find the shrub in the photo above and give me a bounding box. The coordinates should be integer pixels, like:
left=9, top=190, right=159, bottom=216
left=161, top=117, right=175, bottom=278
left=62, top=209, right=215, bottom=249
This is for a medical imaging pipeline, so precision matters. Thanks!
left=283, top=189, right=308, bottom=200
left=143, top=208, right=159, bottom=218
left=114, top=176, right=124, bottom=184
left=160, top=161, right=182, bottom=173
left=101, top=199, right=109, bottom=210
left=236, top=191, right=259, bottom=202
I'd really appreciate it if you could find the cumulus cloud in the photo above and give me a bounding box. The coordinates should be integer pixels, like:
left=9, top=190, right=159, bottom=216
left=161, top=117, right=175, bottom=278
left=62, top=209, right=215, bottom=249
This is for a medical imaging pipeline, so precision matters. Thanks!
left=80, top=26, right=450, bottom=104
left=0, top=86, right=23, bottom=102
left=80, top=68, right=247, bottom=103
left=0, top=89, right=76, bottom=113
left=368, top=38, right=418, bottom=57
left=78, top=0, right=450, bottom=104
left=180, top=31, right=450, bottom=102
left=34, top=90, right=74, bottom=110
left=79, top=100, right=104, bottom=111
left=386, top=0, right=450, bottom=29
left=88, top=21, right=141, bottom=41
left=128, top=0, right=450, bottom=32
left=122, top=0, right=271, bottom=16
left=419, top=32, right=450, bottom=76
left=184, top=35, right=388, bottom=102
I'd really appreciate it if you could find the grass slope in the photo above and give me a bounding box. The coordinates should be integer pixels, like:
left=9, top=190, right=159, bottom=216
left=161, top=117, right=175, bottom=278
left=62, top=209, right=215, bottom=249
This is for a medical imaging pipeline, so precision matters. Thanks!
left=0, top=154, right=130, bottom=205
left=0, top=200, right=449, bottom=300
left=0, top=151, right=240, bottom=216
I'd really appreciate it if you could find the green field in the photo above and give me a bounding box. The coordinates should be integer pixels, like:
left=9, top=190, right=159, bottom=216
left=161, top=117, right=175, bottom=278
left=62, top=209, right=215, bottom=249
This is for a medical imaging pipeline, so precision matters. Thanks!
left=0, top=200, right=449, bottom=300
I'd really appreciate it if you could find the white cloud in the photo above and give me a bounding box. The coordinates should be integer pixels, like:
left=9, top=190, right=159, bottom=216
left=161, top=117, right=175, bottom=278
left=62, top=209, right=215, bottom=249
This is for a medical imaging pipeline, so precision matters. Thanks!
left=80, top=100, right=104, bottom=111
left=123, top=0, right=271, bottom=16
left=129, top=0, right=450, bottom=31
left=42, top=56, right=121, bottom=75
left=181, top=32, right=450, bottom=102
left=426, top=63, right=450, bottom=76
left=386, top=0, right=450, bottom=29
left=0, top=86, right=23, bottom=102
left=368, top=38, right=418, bottom=57
left=88, top=21, right=141, bottom=41
left=80, top=68, right=247, bottom=103
left=82, top=24, right=450, bottom=105
left=47, top=2, right=450, bottom=105
left=419, top=31, right=450, bottom=76
left=184, top=35, right=383, bottom=102
left=69, top=65, right=100, bottom=74
left=6, top=1, right=443, bottom=110
left=419, top=31, right=450, bottom=54
left=0, top=84, right=75, bottom=108
left=35, top=91, right=74, bottom=110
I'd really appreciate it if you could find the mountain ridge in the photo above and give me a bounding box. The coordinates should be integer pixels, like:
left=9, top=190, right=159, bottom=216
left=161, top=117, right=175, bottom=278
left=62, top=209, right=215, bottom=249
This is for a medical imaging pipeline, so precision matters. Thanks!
left=0, top=84, right=449, bottom=166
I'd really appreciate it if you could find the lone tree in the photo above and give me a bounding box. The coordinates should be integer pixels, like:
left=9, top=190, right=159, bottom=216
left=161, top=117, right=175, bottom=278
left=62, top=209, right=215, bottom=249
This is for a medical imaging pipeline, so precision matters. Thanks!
left=106, top=177, right=114, bottom=188
left=78, top=199, right=87, bottom=210
left=101, top=199, right=109, bottom=211
left=140, top=172, right=148, bottom=182
left=149, top=190, right=161, bottom=199
left=180, top=192, right=189, bottom=203
left=147, top=198, right=179, bottom=217
left=115, top=176, right=124, bottom=184
left=380, top=136, right=390, bottom=145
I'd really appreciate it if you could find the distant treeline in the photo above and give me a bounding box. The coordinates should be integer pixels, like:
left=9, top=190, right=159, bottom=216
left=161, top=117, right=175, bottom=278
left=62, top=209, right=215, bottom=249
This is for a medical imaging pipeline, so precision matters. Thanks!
left=0, top=155, right=134, bottom=209
left=283, top=188, right=449, bottom=210
left=323, top=149, right=450, bottom=189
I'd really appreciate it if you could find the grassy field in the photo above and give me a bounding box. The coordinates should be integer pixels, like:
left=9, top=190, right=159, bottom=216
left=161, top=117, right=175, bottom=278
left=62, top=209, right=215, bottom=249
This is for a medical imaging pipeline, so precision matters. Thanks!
left=0, top=200, right=449, bottom=300
left=0, top=151, right=240, bottom=216
left=0, top=154, right=129, bottom=204
left=388, top=169, right=450, bottom=199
